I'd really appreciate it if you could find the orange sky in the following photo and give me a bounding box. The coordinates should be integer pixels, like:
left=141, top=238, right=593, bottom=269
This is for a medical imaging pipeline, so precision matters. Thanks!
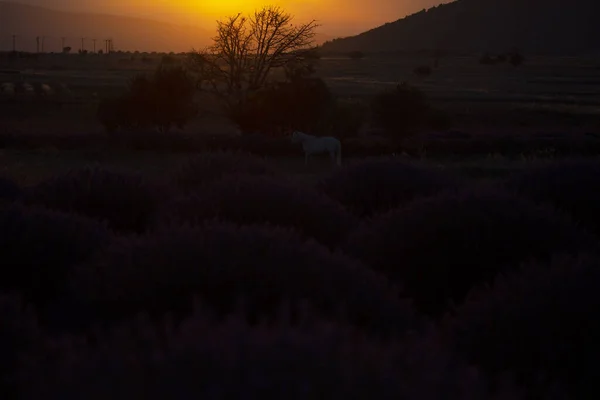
left=11, top=0, right=451, bottom=37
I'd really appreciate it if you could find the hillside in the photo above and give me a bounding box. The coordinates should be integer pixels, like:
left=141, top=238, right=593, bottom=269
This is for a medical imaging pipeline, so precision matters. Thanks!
left=320, top=0, right=600, bottom=55
left=0, top=1, right=213, bottom=53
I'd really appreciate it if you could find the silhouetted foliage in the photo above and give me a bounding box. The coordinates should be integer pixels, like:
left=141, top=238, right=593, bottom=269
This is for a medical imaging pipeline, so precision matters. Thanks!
left=347, top=51, right=365, bottom=59
left=0, top=204, right=112, bottom=306
left=446, top=254, right=600, bottom=398
left=22, top=167, right=168, bottom=234
left=319, top=159, right=463, bottom=217
left=97, top=65, right=197, bottom=133
left=344, top=188, right=599, bottom=316
left=509, top=50, right=524, bottom=66
left=14, top=306, right=511, bottom=400
left=370, top=82, right=431, bottom=138
left=188, top=6, right=318, bottom=115
left=504, top=159, right=600, bottom=236
left=70, top=223, right=414, bottom=337
left=161, top=55, right=177, bottom=65
left=327, top=98, right=369, bottom=139
left=159, top=175, right=358, bottom=249
left=172, top=151, right=279, bottom=193
left=233, top=75, right=334, bottom=134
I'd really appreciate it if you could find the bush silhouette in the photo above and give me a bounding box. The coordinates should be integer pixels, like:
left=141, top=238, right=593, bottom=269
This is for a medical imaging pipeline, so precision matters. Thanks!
left=70, top=222, right=413, bottom=337
left=159, top=175, right=358, bottom=249
left=172, top=151, right=279, bottom=193
left=0, top=204, right=112, bottom=307
left=97, top=65, right=197, bottom=133
left=327, top=98, right=369, bottom=139
left=509, top=50, right=524, bottom=66
left=16, top=307, right=506, bottom=400
left=371, top=82, right=431, bottom=137
left=318, top=159, right=463, bottom=217
left=504, top=159, right=600, bottom=236
left=445, top=255, right=600, bottom=398
left=347, top=50, right=365, bottom=59
left=234, top=76, right=333, bottom=134
left=344, top=188, right=598, bottom=316
left=23, top=167, right=167, bottom=234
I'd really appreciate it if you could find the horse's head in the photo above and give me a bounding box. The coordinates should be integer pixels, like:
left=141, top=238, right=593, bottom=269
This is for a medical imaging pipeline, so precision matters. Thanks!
left=290, top=131, right=302, bottom=143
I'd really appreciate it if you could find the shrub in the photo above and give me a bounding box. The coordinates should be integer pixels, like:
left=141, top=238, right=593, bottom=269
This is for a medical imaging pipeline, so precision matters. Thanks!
left=445, top=254, right=600, bottom=398
left=233, top=76, right=334, bottom=134
left=0, top=177, right=20, bottom=202
left=0, top=293, right=42, bottom=398
left=15, top=307, right=512, bottom=400
left=171, top=151, right=278, bottom=193
left=70, top=223, right=413, bottom=337
left=158, top=175, right=358, bottom=249
left=97, top=65, right=197, bottom=133
left=343, top=188, right=599, bottom=316
left=509, top=50, right=524, bottom=67
left=327, top=98, right=369, bottom=139
left=371, top=82, right=431, bottom=138
left=0, top=204, right=112, bottom=307
left=23, top=167, right=168, bottom=234
left=503, top=159, right=600, bottom=236
left=318, top=159, right=463, bottom=218
left=347, top=50, right=365, bottom=59
left=96, top=95, right=131, bottom=134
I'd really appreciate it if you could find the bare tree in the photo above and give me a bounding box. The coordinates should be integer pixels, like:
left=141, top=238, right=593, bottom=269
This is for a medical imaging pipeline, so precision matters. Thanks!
left=188, top=6, right=319, bottom=112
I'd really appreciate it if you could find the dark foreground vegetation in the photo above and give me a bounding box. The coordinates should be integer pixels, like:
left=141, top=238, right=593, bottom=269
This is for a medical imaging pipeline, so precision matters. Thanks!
left=2, top=152, right=600, bottom=399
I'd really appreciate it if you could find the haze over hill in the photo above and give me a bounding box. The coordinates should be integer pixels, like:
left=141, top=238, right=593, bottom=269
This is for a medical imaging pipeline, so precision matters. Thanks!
left=321, top=0, right=600, bottom=55
left=0, top=2, right=342, bottom=52
left=0, top=2, right=215, bottom=52
left=3, top=0, right=451, bottom=39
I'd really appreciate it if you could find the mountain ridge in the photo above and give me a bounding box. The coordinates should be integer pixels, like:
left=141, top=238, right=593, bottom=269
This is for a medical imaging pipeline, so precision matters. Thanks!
left=320, top=0, right=600, bottom=56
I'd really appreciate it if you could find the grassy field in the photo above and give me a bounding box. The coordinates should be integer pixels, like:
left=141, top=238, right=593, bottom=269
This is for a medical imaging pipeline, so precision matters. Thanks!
left=1, top=52, right=599, bottom=136
left=0, top=146, right=556, bottom=187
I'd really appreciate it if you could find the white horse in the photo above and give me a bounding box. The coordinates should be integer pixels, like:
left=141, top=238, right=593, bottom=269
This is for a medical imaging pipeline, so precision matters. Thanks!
left=290, top=131, right=342, bottom=166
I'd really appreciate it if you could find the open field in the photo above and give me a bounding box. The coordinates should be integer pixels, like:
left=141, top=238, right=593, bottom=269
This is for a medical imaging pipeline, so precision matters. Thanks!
left=2, top=50, right=600, bottom=399
left=1, top=52, right=600, bottom=135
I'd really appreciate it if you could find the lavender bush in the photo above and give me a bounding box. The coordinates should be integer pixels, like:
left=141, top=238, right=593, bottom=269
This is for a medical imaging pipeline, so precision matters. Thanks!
left=23, top=167, right=168, bottom=234
left=444, top=254, right=600, bottom=399
left=172, top=151, right=279, bottom=194
left=0, top=177, right=20, bottom=202
left=0, top=204, right=112, bottom=306
left=70, top=222, right=414, bottom=337
left=159, top=175, right=358, bottom=248
left=15, top=305, right=519, bottom=400
left=504, top=159, right=600, bottom=235
left=318, top=158, right=463, bottom=217
left=344, top=188, right=598, bottom=316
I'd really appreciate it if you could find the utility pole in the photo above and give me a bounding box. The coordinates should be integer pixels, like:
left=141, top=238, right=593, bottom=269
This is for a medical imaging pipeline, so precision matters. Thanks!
left=12, top=34, right=16, bottom=52
left=36, top=36, right=40, bottom=53
left=61, top=37, right=66, bottom=51
left=80, top=37, right=85, bottom=52
left=92, top=38, right=96, bottom=53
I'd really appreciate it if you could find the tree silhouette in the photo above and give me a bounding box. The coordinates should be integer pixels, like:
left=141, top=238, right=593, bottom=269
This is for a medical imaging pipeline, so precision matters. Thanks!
left=187, top=6, right=319, bottom=116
